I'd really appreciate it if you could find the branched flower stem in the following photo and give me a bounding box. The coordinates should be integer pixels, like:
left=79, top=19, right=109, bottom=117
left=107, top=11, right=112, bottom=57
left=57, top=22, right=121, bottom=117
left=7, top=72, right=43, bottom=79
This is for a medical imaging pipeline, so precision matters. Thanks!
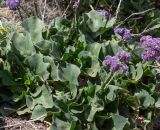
left=18, top=7, right=23, bottom=21
left=62, top=0, right=72, bottom=17
left=42, top=0, right=47, bottom=22
left=115, top=0, right=123, bottom=20
left=33, top=0, right=39, bottom=17
left=101, top=73, right=115, bottom=91
left=117, top=8, right=155, bottom=28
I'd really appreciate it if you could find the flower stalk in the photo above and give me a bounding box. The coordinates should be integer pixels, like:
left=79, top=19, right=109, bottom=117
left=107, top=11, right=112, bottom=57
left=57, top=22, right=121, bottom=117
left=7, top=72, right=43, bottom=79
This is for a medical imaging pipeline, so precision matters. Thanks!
left=101, top=73, right=115, bottom=91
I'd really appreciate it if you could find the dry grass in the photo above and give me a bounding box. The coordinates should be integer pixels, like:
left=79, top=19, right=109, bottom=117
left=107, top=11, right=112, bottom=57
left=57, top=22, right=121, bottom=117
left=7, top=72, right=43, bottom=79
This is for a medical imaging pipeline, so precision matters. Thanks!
left=20, top=0, right=65, bottom=23
left=0, top=0, right=66, bottom=24
left=0, top=7, right=18, bottom=20
left=0, top=115, right=50, bottom=130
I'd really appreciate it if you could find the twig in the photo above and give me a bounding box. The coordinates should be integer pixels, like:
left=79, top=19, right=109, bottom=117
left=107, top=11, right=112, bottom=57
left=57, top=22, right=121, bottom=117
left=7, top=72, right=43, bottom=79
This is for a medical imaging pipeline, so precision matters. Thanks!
left=111, top=0, right=116, bottom=8
left=0, top=121, right=26, bottom=129
left=17, top=7, right=23, bottom=21
left=62, top=0, right=72, bottom=17
left=39, top=0, right=43, bottom=19
left=54, top=0, right=61, bottom=10
left=132, top=25, right=160, bottom=37
left=116, top=8, right=155, bottom=36
left=123, top=8, right=155, bottom=23
left=89, top=5, right=94, bottom=10
left=143, top=17, right=160, bottom=31
left=42, top=0, right=47, bottom=22
left=44, top=120, right=52, bottom=126
left=102, top=0, right=111, bottom=9
left=33, top=0, right=39, bottom=17
left=19, top=5, right=30, bottom=17
left=115, top=0, right=123, bottom=20
left=95, top=0, right=99, bottom=8
left=28, top=122, right=38, bottom=130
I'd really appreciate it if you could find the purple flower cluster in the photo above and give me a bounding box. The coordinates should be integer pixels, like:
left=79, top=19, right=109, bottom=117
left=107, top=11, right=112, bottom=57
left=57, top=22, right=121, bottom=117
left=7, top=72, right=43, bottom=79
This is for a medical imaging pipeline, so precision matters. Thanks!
left=103, top=51, right=131, bottom=73
left=96, top=10, right=110, bottom=18
left=6, top=0, right=20, bottom=10
left=116, top=51, right=131, bottom=63
left=72, top=0, right=79, bottom=8
left=140, top=36, right=160, bottom=63
left=114, top=28, right=132, bottom=41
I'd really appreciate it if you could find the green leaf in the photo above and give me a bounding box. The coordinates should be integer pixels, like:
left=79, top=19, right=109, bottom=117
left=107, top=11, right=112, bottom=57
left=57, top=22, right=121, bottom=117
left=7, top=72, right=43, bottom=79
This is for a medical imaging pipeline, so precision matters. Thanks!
left=70, top=121, right=77, bottom=130
left=51, top=117, right=71, bottom=130
left=105, top=40, right=123, bottom=56
left=35, top=85, right=54, bottom=108
left=135, top=63, right=143, bottom=81
left=78, top=51, right=100, bottom=77
left=26, top=53, right=50, bottom=80
left=112, top=114, right=129, bottom=130
left=106, top=17, right=116, bottom=28
left=26, top=95, right=34, bottom=109
left=126, top=96, right=140, bottom=111
left=87, top=122, right=99, bottom=130
left=51, top=62, right=80, bottom=85
left=30, top=86, right=42, bottom=97
left=80, top=10, right=107, bottom=38
left=62, top=46, right=76, bottom=61
left=68, top=84, right=77, bottom=99
left=49, top=17, right=71, bottom=32
left=155, top=98, right=160, bottom=108
left=135, top=90, right=155, bottom=108
left=50, top=61, right=59, bottom=80
left=86, top=42, right=101, bottom=57
left=35, top=40, right=62, bottom=58
left=11, top=32, right=35, bottom=57
left=17, top=107, right=32, bottom=115
left=31, top=105, right=47, bottom=120
left=53, top=96, right=68, bottom=113
left=87, top=107, right=97, bottom=122
left=130, top=65, right=136, bottom=79
left=0, top=70, right=13, bottom=86
left=35, top=40, right=52, bottom=55
left=143, top=95, right=155, bottom=108
left=99, top=68, right=111, bottom=83
left=133, top=48, right=144, bottom=57
left=87, top=97, right=104, bottom=122
left=22, top=17, right=44, bottom=43
left=69, top=102, right=84, bottom=114
left=106, top=85, right=120, bottom=101
left=86, top=56, right=100, bottom=77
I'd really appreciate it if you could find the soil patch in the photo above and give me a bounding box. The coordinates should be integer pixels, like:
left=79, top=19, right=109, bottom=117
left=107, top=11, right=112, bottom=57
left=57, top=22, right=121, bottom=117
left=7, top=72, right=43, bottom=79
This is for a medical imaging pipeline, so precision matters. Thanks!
left=0, top=115, right=50, bottom=130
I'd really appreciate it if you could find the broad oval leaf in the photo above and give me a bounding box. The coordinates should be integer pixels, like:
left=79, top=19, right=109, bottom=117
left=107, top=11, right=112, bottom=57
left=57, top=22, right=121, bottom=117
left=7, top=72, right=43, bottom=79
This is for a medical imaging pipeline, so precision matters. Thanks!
left=22, top=17, right=44, bottom=43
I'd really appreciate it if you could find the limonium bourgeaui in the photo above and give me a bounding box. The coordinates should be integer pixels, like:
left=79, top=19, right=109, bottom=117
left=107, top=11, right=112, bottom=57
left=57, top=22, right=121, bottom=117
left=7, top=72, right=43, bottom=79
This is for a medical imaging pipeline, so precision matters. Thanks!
left=103, top=51, right=131, bottom=73
left=96, top=9, right=110, bottom=18
left=114, top=27, right=132, bottom=41
left=140, top=35, right=160, bottom=63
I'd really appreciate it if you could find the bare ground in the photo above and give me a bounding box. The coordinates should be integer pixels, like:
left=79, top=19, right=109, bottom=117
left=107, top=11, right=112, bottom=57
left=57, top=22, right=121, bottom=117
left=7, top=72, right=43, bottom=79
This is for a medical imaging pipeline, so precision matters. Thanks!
left=0, top=115, right=50, bottom=130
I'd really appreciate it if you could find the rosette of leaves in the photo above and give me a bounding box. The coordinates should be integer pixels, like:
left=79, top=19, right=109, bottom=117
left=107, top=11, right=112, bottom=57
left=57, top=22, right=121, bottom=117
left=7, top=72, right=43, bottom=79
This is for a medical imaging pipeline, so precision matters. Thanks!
left=0, top=8, right=160, bottom=130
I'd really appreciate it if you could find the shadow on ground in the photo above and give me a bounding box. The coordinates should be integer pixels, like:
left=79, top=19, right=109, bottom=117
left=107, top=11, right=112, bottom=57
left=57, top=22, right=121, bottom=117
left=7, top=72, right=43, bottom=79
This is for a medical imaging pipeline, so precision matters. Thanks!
left=0, top=117, right=5, bottom=130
